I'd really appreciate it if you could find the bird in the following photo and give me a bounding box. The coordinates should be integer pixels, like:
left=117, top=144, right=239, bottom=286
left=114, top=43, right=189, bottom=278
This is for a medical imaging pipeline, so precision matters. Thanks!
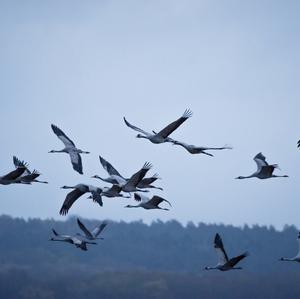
left=59, top=184, right=103, bottom=216
left=135, top=174, right=163, bottom=191
left=76, top=218, right=107, bottom=241
left=91, top=156, right=127, bottom=185
left=49, top=124, right=90, bottom=175
left=13, top=156, right=48, bottom=184
left=124, top=109, right=193, bottom=144
left=172, top=141, right=232, bottom=156
left=120, top=162, right=153, bottom=193
left=87, top=185, right=131, bottom=200
left=204, top=233, right=249, bottom=271
left=125, top=193, right=171, bottom=210
left=101, top=185, right=131, bottom=198
left=235, top=152, right=289, bottom=180
left=50, top=229, right=97, bottom=251
left=92, top=156, right=163, bottom=190
left=0, top=156, right=28, bottom=185
left=280, top=232, right=300, bottom=262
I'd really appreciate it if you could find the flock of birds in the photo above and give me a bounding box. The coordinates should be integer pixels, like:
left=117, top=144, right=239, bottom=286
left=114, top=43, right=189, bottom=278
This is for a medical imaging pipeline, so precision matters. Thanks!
left=1, top=109, right=299, bottom=270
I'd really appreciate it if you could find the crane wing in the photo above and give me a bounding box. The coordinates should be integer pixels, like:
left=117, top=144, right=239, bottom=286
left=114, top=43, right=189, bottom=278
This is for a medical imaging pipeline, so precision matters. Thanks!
left=124, top=162, right=152, bottom=188
left=139, top=174, right=160, bottom=186
left=295, top=232, right=300, bottom=258
left=253, top=152, right=268, bottom=170
left=134, top=193, right=149, bottom=203
left=59, top=188, right=85, bottom=215
left=69, top=152, right=83, bottom=175
left=2, top=156, right=28, bottom=181
left=92, top=223, right=108, bottom=237
left=1, top=167, right=26, bottom=181
left=148, top=196, right=172, bottom=207
left=227, top=252, right=249, bottom=267
left=77, top=218, right=93, bottom=239
left=259, top=165, right=275, bottom=177
left=123, top=117, right=150, bottom=136
left=108, top=184, right=122, bottom=194
left=91, top=191, right=103, bottom=206
left=20, top=170, right=41, bottom=182
left=51, top=124, right=76, bottom=148
left=214, top=233, right=229, bottom=265
left=156, top=109, right=192, bottom=138
left=99, top=156, right=124, bottom=178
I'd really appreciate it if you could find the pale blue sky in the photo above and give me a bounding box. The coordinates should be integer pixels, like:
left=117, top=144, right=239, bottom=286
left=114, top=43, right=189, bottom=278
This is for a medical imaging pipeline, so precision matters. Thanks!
left=0, top=0, right=300, bottom=228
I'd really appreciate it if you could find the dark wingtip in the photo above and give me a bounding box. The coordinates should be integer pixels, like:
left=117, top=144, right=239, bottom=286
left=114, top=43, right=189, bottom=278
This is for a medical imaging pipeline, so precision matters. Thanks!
left=143, top=162, right=152, bottom=169
left=52, top=229, right=58, bottom=236
left=134, top=193, right=141, bottom=202
left=183, top=108, right=193, bottom=118
left=59, top=207, right=68, bottom=216
left=244, top=251, right=250, bottom=257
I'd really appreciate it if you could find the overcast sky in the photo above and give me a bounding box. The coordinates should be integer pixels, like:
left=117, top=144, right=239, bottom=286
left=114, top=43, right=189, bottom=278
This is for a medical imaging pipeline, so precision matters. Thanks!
left=0, top=0, right=300, bottom=229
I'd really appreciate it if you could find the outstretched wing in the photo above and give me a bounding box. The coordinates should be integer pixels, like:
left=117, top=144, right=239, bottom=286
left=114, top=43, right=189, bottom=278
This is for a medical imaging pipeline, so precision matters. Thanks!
left=92, top=223, right=108, bottom=237
left=69, top=152, right=83, bottom=175
left=295, top=232, right=300, bottom=258
left=260, top=165, right=276, bottom=177
left=51, top=124, right=76, bottom=148
left=52, top=229, right=59, bottom=236
left=1, top=167, right=26, bottom=181
left=139, top=174, right=160, bottom=186
left=99, top=156, right=124, bottom=178
left=91, top=191, right=103, bottom=207
left=13, top=156, right=29, bottom=172
left=107, top=184, right=122, bottom=194
left=124, top=162, right=152, bottom=188
left=148, top=195, right=172, bottom=207
left=214, top=233, right=229, bottom=265
left=2, top=156, right=27, bottom=181
left=253, top=152, right=268, bottom=171
left=227, top=252, right=249, bottom=267
left=134, top=193, right=149, bottom=203
left=19, top=170, right=41, bottom=182
left=77, top=218, right=93, bottom=239
left=123, top=117, right=151, bottom=136
left=59, top=188, right=85, bottom=216
left=156, top=109, right=193, bottom=138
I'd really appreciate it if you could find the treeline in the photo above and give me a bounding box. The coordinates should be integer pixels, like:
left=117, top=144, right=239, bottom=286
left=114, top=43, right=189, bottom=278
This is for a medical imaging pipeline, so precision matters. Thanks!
left=0, top=215, right=300, bottom=298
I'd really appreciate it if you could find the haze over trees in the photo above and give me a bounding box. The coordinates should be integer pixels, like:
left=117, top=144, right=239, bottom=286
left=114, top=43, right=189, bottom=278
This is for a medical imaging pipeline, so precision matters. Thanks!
left=0, top=215, right=299, bottom=298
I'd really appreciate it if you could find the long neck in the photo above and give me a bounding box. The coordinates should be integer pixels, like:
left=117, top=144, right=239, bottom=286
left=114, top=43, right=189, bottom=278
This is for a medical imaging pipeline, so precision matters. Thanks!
left=50, top=239, right=67, bottom=242
left=138, top=135, right=149, bottom=140
left=127, top=205, right=139, bottom=208
left=281, top=258, right=294, bottom=261
left=49, top=150, right=65, bottom=153
left=272, top=175, right=288, bottom=178
left=205, top=266, right=218, bottom=270
left=63, top=186, right=76, bottom=189
left=34, top=180, right=48, bottom=184
left=147, top=185, right=163, bottom=191
left=79, top=150, right=90, bottom=154
left=239, top=174, right=256, bottom=179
